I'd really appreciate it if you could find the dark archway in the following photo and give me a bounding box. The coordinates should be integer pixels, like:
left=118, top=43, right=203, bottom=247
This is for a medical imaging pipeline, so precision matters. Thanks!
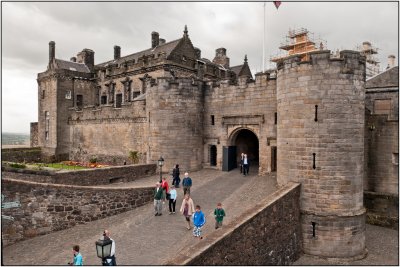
left=233, top=129, right=259, bottom=165
left=210, top=145, right=217, bottom=166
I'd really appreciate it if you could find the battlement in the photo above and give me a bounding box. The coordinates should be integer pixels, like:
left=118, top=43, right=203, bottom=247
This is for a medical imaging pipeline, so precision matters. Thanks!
left=278, top=49, right=366, bottom=71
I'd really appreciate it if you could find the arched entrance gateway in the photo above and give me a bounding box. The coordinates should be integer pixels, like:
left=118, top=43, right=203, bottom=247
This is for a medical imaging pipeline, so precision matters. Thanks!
left=223, top=128, right=259, bottom=172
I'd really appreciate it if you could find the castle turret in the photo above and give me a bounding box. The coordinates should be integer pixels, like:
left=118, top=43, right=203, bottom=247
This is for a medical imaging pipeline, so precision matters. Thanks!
left=276, top=50, right=366, bottom=259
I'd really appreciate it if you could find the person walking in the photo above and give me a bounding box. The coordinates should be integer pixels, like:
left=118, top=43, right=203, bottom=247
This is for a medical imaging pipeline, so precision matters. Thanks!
left=239, top=153, right=244, bottom=174
left=192, top=205, right=206, bottom=239
left=180, top=194, right=195, bottom=230
left=182, top=172, right=192, bottom=195
left=214, top=203, right=226, bottom=229
left=172, top=164, right=181, bottom=188
left=243, top=154, right=250, bottom=176
left=101, top=230, right=116, bottom=266
left=169, top=185, right=177, bottom=214
left=154, top=182, right=165, bottom=216
left=161, top=177, right=170, bottom=200
left=68, top=245, right=83, bottom=266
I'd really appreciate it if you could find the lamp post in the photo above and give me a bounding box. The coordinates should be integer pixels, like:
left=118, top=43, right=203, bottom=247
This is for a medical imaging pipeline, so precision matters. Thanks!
left=95, top=237, right=112, bottom=264
left=158, top=156, right=164, bottom=182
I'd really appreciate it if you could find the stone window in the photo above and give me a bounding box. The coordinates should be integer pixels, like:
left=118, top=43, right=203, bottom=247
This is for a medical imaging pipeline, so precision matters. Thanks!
left=45, top=111, right=50, bottom=141
left=393, top=153, right=399, bottom=165
left=211, top=115, right=215, bottom=125
left=374, top=99, right=391, bottom=115
left=274, top=112, right=277, bottom=125
left=41, top=89, right=45, bottom=99
left=115, top=94, right=122, bottom=108
left=76, top=94, right=83, bottom=109
left=101, top=95, right=107, bottom=105
left=65, top=90, right=72, bottom=99
left=132, top=91, right=140, bottom=99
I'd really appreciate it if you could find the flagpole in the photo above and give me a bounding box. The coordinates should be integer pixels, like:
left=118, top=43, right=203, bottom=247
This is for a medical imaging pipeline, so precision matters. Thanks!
left=263, top=2, right=266, bottom=73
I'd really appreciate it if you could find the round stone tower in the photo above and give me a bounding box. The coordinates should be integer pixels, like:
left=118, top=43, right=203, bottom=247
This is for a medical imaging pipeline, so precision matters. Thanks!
left=276, top=50, right=366, bottom=259
left=146, top=77, right=204, bottom=173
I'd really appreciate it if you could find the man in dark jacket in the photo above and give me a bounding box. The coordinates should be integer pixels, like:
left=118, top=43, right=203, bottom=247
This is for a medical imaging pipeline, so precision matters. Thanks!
left=154, top=182, right=165, bottom=216
left=172, top=164, right=180, bottom=188
left=182, top=172, right=192, bottom=195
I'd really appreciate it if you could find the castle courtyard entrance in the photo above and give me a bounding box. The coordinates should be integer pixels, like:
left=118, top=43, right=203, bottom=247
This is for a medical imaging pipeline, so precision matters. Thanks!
left=224, top=128, right=259, bottom=172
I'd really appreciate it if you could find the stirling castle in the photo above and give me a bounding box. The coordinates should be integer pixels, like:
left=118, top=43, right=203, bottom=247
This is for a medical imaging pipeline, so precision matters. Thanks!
left=32, top=26, right=398, bottom=259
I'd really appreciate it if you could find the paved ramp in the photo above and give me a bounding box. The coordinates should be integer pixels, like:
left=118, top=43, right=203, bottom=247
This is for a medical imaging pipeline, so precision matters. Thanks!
left=3, top=168, right=277, bottom=265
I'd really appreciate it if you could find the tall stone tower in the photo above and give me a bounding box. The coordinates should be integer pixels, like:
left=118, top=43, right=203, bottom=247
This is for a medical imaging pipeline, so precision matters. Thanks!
left=276, top=50, right=366, bottom=259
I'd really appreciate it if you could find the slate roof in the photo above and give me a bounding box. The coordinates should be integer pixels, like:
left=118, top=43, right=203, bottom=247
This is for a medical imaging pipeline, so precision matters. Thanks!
left=366, top=66, right=399, bottom=89
left=96, top=38, right=182, bottom=68
left=55, top=59, right=91, bottom=73
left=230, top=65, right=244, bottom=76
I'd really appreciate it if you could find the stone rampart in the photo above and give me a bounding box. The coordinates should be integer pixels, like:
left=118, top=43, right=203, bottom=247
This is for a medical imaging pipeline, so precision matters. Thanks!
left=2, top=164, right=156, bottom=186
left=167, top=183, right=301, bottom=265
left=1, top=178, right=154, bottom=246
left=1, top=147, right=42, bottom=163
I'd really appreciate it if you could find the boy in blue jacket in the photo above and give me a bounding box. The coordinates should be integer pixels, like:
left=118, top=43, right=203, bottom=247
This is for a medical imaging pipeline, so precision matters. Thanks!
left=192, top=205, right=206, bottom=239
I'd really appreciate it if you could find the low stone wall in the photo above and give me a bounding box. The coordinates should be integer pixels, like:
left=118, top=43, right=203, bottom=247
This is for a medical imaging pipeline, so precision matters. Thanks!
left=364, top=191, right=399, bottom=230
left=1, top=147, right=42, bottom=163
left=2, top=164, right=156, bottom=186
left=1, top=178, right=154, bottom=246
left=167, top=182, right=301, bottom=265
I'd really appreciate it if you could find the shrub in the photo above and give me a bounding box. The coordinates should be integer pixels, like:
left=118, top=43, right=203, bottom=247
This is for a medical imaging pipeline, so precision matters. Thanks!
left=89, top=157, right=98, bottom=164
left=128, top=151, right=141, bottom=164
left=10, top=163, right=26, bottom=169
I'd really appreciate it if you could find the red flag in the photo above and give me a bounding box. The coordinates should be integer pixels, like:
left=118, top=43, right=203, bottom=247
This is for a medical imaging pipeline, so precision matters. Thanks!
left=273, top=1, right=281, bottom=9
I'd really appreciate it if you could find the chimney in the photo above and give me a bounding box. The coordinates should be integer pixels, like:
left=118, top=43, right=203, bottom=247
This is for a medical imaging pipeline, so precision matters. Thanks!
left=159, top=38, right=166, bottom=45
left=151, top=31, right=159, bottom=48
left=70, top=57, right=76, bottom=62
left=49, top=41, right=55, bottom=62
left=212, top=47, right=230, bottom=68
left=362, top=41, right=371, bottom=51
left=77, top=48, right=95, bottom=72
left=388, top=55, right=396, bottom=68
left=114, top=45, right=121, bottom=59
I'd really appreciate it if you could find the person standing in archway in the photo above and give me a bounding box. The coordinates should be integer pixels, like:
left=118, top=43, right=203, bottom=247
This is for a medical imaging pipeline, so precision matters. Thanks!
left=239, top=153, right=244, bottom=174
left=243, top=154, right=250, bottom=176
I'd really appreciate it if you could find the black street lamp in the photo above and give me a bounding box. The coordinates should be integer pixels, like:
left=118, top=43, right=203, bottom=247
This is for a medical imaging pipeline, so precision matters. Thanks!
left=95, top=237, right=112, bottom=262
left=158, top=156, right=164, bottom=182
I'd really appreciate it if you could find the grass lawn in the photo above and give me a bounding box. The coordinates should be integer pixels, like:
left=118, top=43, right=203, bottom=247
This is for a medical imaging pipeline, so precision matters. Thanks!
left=29, top=163, right=87, bottom=170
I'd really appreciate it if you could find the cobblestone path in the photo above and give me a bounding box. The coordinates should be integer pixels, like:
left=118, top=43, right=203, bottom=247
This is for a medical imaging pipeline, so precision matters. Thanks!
left=3, top=167, right=278, bottom=265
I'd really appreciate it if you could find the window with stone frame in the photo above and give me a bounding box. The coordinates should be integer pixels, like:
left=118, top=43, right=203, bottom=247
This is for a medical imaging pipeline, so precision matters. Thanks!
left=45, top=111, right=50, bottom=141
left=115, top=94, right=123, bottom=108
left=41, top=89, right=45, bottom=99
left=132, top=91, right=140, bottom=99
left=76, top=94, right=83, bottom=109
left=101, top=95, right=107, bottom=105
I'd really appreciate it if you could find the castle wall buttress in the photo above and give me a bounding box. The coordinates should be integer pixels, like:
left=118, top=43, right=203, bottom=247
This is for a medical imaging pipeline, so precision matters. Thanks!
left=277, top=50, right=366, bottom=259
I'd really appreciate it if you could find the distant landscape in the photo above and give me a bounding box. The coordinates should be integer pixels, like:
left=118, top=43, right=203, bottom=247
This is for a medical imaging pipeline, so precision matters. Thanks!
left=2, top=132, right=30, bottom=148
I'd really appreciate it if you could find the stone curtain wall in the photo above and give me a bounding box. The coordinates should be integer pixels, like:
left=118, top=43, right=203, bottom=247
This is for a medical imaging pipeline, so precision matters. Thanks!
left=365, top=115, right=399, bottom=195
left=1, top=178, right=154, bottom=246
left=2, top=164, right=156, bottom=186
left=1, top=147, right=42, bottom=163
left=168, top=183, right=301, bottom=265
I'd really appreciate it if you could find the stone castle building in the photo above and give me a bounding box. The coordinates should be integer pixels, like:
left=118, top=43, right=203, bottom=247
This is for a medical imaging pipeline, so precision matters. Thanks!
left=31, top=26, right=398, bottom=259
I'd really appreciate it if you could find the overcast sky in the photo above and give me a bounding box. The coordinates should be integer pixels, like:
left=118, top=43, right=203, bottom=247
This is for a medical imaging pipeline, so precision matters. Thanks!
left=2, top=1, right=398, bottom=134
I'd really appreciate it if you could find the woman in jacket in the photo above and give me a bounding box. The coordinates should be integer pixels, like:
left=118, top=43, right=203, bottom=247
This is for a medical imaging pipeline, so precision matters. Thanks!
left=180, top=194, right=195, bottom=230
